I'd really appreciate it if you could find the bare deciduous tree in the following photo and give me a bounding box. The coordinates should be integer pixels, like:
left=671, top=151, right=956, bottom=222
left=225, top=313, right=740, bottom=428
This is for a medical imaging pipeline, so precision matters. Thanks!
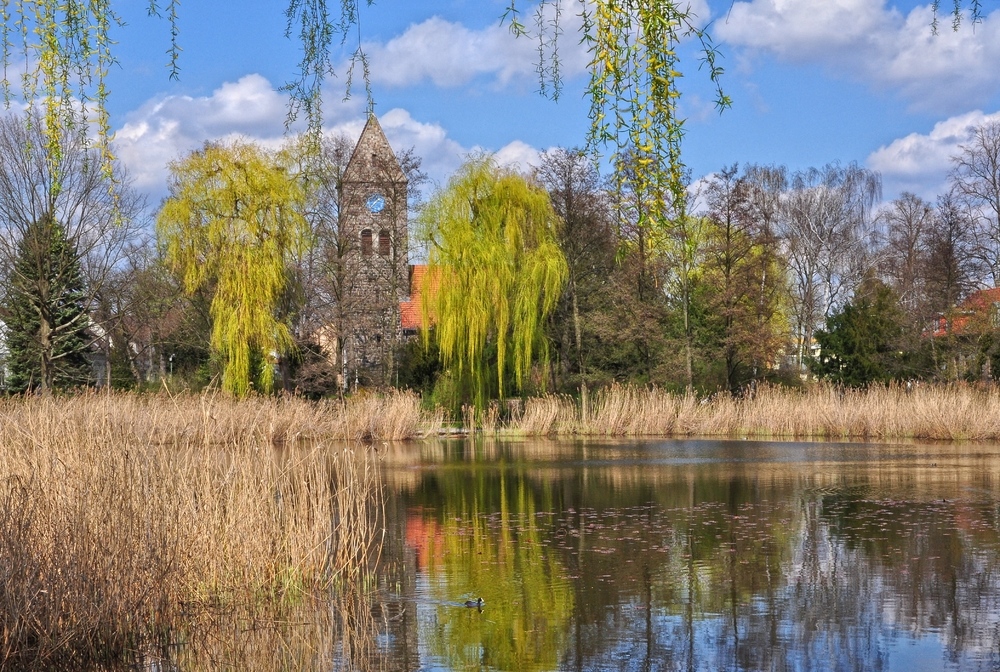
left=533, top=147, right=615, bottom=405
left=0, top=111, right=145, bottom=391
left=926, top=190, right=981, bottom=320
left=780, top=162, right=881, bottom=368
left=702, top=164, right=788, bottom=394
left=950, top=120, right=1000, bottom=286
left=876, top=192, right=935, bottom=316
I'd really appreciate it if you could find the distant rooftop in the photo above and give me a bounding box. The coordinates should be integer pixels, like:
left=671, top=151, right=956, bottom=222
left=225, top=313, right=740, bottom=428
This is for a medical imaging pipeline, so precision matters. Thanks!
left=400, top=265, right=438, bottom=332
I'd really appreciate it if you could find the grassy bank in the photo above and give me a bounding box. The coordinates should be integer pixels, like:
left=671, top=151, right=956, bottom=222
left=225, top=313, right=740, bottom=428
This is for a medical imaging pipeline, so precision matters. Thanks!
left=512, top=383, right=1000, bottom=441
left=0, top=392, right=419, bottom=669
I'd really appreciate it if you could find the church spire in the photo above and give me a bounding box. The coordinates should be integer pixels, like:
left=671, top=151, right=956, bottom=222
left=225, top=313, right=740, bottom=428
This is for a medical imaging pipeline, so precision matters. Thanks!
left=343, top=114, right=406, bottom=184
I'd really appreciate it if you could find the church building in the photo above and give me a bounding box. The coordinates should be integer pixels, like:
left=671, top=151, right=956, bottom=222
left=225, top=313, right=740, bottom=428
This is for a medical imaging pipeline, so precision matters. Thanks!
left=337, top=115, right=424, bottom=387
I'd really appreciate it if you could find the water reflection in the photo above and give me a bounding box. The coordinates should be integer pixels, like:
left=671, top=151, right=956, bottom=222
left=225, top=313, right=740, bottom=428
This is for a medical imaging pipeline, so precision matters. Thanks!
left=372, top=439, right=1000, bottom=671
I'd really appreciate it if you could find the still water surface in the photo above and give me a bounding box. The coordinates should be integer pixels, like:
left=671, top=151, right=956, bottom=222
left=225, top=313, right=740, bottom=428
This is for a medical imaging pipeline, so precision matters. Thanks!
left=368, top=439, right=1000, bottom=671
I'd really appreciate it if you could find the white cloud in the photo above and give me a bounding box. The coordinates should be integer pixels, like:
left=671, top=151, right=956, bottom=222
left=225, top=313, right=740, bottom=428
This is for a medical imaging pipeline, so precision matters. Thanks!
left=363, top=2, right=589, bottom=91
left=494, top=140, right=543, bottom=175
left=365, top=16, right=535, bottom=89
left=717, top=1, right=1000, bottom=112
left=718, top=0, right=893, bottom=57
left=374, top=111, right=548, bottom=186
left=113, top=74, right=302, bottom=196
left=362, top=0, right=712, bottom=93
left=686, top=0, right=713, bottom=26
left=867, top=109, right=1000, bottom=199
left=111, top=73, right=547, bottom=202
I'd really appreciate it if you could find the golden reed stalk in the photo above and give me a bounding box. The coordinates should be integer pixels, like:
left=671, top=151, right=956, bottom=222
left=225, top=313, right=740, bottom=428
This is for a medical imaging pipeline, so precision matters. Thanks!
left=0, top=390, right=423, bottom=669
left=511, top=383, right=1000, bottom=440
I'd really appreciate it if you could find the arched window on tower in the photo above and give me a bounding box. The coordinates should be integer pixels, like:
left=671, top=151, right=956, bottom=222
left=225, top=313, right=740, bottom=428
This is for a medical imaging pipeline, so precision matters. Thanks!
left=378, top=229, right=391, bottom=256
left=361, top=229, right=373, bottom=256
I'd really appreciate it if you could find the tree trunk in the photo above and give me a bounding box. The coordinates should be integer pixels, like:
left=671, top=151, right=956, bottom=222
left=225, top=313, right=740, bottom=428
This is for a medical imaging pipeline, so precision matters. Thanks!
left=39, top=315, right=51, bottom=394
left=683, top=281, right=694, bottom=393
left=571, top=282, right=589, bottom=421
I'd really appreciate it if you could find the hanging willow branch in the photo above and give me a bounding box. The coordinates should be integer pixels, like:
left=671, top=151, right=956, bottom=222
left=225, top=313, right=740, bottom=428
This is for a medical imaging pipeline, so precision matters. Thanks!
left=0, top=0, right=129, bottom=176
left=0, top=0, right=366, bottom=172
left=504, top=0, right=731, bottom=225
left=0, top=0, right=983, bottom=188
left=157, top=140, right=309, bottom=396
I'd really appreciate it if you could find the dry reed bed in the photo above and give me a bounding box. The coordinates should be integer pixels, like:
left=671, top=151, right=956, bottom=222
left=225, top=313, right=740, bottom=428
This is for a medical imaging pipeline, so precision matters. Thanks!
left=34, top=389, right=431, bottom=445
left=0, top=392, right=415, bottom=669
left=512, top=384, right=1000, bottom=440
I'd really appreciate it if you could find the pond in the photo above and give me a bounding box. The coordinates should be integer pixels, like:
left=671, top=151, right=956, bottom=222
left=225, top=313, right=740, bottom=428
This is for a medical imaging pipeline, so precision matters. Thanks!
left=363, top=438, right=1000, bottom=671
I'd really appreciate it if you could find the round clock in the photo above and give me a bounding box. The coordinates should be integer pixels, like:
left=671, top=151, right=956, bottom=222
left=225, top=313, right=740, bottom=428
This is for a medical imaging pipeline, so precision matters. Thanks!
left=365, top=193, right=386, bottom=213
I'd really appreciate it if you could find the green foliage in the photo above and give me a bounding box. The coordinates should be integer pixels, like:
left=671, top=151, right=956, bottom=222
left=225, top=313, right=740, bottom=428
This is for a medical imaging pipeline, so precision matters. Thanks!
left=405, top=468, right=574, bottom=669
left=419, top=156, right=568, bottom=408
left=533, top=148, right=618, bottom=393
left=157, top=140, right=309, bottom=395
left=3, top=216, right=92, bottom=393
left=698, top=166, right=789, bottom=394
left=811, top=279, right=908, bottom=387
left=586, top=245, right=672, bottom=386
left=395, top=334, right=442, bottom=398
left=0, top=1, right=122, bottom=176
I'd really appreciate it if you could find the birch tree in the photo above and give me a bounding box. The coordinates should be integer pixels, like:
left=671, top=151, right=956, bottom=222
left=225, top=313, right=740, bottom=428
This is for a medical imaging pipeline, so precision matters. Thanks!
left=877, top=192, right=935, bottom=316
left=780, top=162, right=881, bottom=369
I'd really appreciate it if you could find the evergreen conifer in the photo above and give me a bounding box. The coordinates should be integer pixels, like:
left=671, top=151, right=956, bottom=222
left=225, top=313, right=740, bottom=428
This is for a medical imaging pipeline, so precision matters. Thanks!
left=3, top=216, right=92, bottom=393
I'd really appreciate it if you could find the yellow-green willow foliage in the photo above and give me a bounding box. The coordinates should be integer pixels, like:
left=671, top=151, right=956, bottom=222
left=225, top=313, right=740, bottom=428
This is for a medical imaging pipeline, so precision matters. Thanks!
left=0, top=0, right=125, bottom=170
left=157, top=141, right=308, bottom=396
left=505, top=0, right=729, bottom=222
left=3, top=2, right=976, bottom=184
left=0, top=0, right=344, bottom=171
left=583, top=1, right=727, bottom=219
left=420, top=157, right=567, bottom=408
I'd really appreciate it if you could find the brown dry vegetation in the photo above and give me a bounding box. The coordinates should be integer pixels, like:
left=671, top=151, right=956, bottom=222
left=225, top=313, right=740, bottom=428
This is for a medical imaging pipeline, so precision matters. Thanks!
left=512, top=383, right=1000, bottom=441
left=5, top=383, right=997, bottom=667
left=0, top=391, right=429, bottom=670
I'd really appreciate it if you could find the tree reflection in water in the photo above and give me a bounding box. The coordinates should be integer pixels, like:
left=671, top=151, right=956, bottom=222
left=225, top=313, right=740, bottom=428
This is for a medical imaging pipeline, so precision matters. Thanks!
left=370, top=438, right=1000, bottom=671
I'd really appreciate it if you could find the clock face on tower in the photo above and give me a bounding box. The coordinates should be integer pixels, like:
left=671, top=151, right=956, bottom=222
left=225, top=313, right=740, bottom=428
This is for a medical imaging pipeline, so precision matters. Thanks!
left=365, top=193, right=386, bottom=214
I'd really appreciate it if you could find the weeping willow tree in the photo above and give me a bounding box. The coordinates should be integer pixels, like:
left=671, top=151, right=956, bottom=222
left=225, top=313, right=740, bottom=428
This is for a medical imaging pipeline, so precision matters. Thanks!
left=156, top=140, right=309, bottom=395
left=419, top=156, right=568, bottom=409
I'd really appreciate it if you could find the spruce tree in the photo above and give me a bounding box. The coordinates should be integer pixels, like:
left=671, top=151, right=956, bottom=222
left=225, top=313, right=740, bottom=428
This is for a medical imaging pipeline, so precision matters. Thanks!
left=3, top=216, right=92, bottom=393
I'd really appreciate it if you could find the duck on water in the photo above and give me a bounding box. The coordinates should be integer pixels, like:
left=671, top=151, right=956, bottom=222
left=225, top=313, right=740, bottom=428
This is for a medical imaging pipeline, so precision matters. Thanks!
left=464, top=597, right=484, bottom=608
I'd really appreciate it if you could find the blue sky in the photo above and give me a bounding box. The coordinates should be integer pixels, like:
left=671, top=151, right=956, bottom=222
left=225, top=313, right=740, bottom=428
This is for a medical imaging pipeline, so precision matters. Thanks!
left=91, top=0, right=1000, bottom=208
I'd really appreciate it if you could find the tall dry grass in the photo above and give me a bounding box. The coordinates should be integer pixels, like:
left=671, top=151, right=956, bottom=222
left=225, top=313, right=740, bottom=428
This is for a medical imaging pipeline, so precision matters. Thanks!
left=0, top=391, right=419, bottom=669
left=510, top=383, right=1000, bottom=440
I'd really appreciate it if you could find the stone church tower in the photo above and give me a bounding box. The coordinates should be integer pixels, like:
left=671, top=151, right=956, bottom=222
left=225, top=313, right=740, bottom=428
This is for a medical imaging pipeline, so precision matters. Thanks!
left=339, top=115, right=409, bottom=386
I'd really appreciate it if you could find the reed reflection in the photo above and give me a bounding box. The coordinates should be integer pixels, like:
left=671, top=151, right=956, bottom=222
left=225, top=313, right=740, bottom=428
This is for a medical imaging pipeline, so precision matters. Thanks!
left=376, top=438, right=1000, bottom=671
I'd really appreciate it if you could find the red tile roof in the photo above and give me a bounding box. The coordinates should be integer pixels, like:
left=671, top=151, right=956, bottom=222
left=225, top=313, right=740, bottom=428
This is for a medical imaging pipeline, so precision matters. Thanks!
left=400, top=265, right=438, bottom=331
left=930, top=287, right=1000, bottom=337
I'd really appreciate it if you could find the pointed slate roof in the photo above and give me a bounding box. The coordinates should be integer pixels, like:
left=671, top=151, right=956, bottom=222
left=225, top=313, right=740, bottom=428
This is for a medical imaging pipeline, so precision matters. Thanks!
left=343, top=115, right=406, bottom=184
